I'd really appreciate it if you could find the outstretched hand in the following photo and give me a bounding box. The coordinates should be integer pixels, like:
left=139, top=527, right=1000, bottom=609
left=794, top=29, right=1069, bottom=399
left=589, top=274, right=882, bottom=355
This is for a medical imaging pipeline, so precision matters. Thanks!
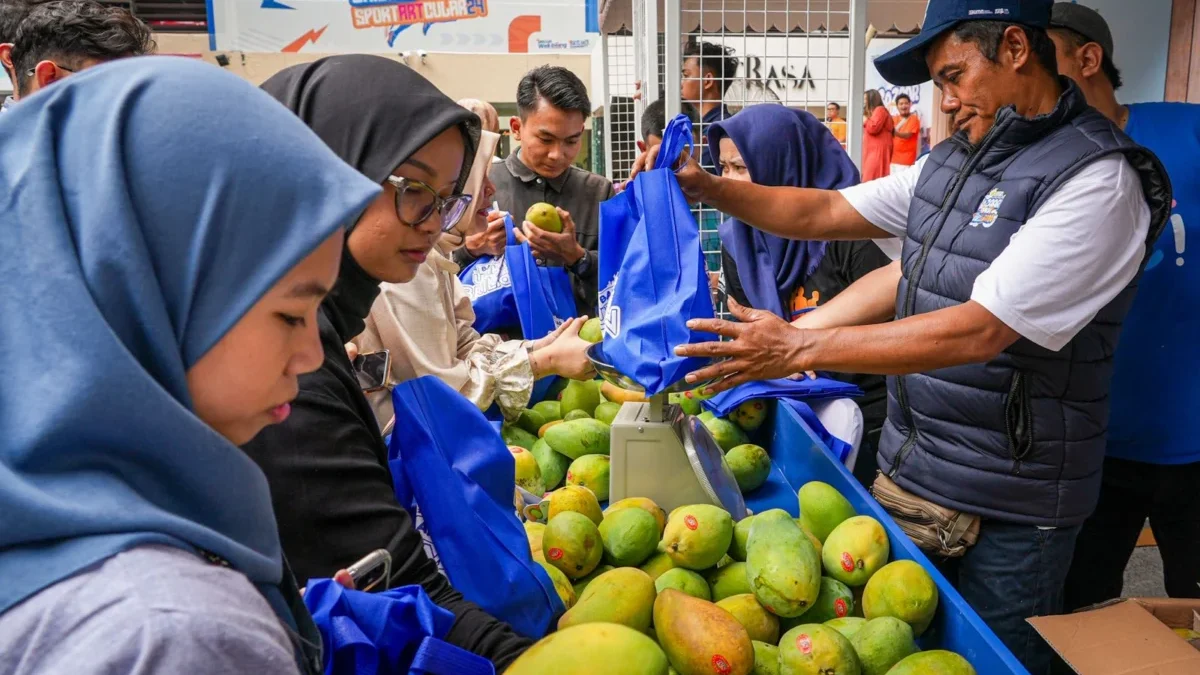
left=674, top=298, right=809, bottom=394
left=627, top=142, right=713, bottom=204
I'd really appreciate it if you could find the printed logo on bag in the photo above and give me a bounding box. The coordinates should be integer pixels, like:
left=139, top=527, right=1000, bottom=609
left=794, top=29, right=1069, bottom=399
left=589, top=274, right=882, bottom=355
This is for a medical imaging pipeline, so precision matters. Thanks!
left=598, top=274, right=621, bottom=338
left=969, top=188, right=1006, bottom=228
left=461, top=257, right=511, bottom=301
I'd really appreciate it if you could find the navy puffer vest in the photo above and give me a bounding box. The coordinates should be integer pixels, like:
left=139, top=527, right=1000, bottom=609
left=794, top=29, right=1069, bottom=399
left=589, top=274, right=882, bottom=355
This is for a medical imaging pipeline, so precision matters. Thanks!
left=877, top=80, right=1171, bottom=527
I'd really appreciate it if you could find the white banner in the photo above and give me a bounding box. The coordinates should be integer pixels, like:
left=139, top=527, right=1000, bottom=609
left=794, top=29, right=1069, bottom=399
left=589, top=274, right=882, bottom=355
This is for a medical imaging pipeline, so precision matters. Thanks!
left=208, top=0, right=597, bottom=54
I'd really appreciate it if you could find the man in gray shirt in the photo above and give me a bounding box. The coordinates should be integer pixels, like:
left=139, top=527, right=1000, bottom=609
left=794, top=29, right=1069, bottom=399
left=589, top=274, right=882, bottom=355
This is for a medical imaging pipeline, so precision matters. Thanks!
left=456, top=66, right=614, bottom=319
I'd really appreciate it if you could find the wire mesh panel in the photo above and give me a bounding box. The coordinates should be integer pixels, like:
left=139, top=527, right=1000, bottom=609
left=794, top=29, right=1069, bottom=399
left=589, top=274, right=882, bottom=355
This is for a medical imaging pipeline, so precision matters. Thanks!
left=604, top=32, right=640, bottom=183
left=678, top=0, right=855, bottom=317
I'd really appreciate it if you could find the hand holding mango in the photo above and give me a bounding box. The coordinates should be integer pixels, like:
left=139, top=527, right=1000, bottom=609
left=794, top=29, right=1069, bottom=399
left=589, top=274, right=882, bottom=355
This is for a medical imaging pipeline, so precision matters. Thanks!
left=517, top=203, right=586, bottom=267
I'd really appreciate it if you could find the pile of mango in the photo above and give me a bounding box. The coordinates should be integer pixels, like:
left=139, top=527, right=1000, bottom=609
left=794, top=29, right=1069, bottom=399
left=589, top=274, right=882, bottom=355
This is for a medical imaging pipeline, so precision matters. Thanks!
left=508, top=482, right=976, bottom=675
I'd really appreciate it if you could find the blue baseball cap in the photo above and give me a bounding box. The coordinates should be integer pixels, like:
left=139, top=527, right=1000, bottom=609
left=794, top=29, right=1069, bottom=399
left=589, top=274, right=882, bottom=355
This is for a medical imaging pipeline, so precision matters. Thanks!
left=874, top=0, right=1054, bottom=86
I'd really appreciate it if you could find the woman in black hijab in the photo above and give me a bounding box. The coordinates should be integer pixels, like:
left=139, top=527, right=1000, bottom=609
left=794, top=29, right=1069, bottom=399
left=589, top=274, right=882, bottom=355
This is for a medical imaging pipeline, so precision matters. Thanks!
left=243, top=55, right=531, bottom=668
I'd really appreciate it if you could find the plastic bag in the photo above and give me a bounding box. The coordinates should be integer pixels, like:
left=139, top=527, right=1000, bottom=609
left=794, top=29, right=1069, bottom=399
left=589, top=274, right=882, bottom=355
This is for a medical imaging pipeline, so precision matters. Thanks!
left=597, top=114, right=716, bottom=395
left=701, top=378, right=862, bottom=417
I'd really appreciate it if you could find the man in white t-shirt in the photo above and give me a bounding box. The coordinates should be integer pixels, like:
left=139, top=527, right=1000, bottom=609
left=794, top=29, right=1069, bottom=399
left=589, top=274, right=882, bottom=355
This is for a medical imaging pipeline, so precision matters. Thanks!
left=634, top=1, right=1169, bottom=672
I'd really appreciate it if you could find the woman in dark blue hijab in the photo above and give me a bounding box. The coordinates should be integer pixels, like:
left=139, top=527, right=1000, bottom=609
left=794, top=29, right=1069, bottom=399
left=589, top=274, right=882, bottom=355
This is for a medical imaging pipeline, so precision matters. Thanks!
left=0, top=57, right=379, bottom=673
left=708, top=105, right=892, bottom=485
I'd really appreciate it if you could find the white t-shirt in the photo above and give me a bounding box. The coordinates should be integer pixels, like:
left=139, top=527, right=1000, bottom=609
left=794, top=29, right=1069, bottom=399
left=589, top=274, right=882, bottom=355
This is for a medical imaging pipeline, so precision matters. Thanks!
left=841, top=154, right=1150, bottom=351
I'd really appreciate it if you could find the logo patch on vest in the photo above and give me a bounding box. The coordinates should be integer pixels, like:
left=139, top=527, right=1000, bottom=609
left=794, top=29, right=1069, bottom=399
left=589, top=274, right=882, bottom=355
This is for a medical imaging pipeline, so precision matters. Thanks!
left=969, top=188, right=1006, bottom=228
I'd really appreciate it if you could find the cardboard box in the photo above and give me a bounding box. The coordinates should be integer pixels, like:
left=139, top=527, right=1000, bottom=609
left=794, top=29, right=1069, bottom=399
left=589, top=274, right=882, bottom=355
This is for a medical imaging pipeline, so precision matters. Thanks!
left=1029, top=598, right=1200, bottom=674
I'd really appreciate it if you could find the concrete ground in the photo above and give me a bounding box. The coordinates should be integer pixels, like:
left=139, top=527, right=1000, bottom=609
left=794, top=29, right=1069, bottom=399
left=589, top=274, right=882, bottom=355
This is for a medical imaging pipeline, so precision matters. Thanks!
left=1122, top=545, right=1168, bottom=598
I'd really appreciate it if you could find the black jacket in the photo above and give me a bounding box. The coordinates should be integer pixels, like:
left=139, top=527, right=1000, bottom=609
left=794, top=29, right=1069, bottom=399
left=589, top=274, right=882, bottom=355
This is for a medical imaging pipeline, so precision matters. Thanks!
left=242, top=251, right=531, bottom=669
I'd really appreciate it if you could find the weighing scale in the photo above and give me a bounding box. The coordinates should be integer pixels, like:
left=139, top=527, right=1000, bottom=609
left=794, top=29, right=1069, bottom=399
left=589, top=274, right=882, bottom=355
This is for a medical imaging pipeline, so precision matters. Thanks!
left=587, top=344, right=748, bottom=519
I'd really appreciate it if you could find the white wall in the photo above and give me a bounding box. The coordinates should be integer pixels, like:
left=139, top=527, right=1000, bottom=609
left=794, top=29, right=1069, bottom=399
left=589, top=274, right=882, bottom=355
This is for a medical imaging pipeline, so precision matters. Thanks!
left=1071, top=0, right=1172, bottom=103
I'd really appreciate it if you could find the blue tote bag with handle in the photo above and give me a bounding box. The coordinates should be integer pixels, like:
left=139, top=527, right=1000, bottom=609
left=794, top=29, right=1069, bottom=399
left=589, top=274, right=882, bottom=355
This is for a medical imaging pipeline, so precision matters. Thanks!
left=458, top=214, right=576, bottom=400
left=598, top=114, right=716, bottom=395
left=304, top=580, right=494, bottom=675
left=388, top=376, right=563, bottom=639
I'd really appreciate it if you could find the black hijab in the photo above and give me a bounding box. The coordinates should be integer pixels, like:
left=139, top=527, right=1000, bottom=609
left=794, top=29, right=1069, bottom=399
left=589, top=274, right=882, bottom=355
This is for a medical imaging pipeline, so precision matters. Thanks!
left=262, top=54, right=481, bottom=340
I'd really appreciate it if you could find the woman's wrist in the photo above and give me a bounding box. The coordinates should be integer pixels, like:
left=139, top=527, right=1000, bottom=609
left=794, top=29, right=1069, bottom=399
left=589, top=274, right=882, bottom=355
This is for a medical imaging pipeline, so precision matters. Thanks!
left=528, top=348, right=554, bottom=379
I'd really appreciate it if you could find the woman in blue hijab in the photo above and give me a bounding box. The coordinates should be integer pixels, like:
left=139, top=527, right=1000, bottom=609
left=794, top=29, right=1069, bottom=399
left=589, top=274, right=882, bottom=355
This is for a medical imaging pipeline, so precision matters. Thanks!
left=0, top=57, right=379, bottom=673
left=708, top=105, right=893, bottom=485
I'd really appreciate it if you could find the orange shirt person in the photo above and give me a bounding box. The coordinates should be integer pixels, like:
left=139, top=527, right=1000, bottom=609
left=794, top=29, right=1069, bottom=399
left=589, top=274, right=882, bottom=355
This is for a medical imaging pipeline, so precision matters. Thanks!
left=861, top=90, right=893, bottom=182
left=825, top=101, right=847, bottom=146
left=891, top=93, right=920, bottom=172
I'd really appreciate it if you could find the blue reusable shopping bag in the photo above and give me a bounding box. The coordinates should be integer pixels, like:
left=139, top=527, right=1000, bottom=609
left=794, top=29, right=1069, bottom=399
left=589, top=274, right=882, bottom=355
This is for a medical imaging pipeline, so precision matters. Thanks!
left=597, top=114, right=716, bottom=395
left=458, top=214, right=576, bottom=400
left=702, top=378, right=863, bottom=417
left=304, top=580, right=494, bottom=675
left=388, top=376, right=563, bottom=639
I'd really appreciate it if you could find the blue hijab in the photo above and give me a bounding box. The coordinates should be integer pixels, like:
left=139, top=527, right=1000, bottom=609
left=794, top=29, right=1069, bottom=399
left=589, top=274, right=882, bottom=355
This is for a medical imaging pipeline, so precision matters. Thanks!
left=708, top=106, right=860, bottom=318
left=0, top=57, right=380, bottom=615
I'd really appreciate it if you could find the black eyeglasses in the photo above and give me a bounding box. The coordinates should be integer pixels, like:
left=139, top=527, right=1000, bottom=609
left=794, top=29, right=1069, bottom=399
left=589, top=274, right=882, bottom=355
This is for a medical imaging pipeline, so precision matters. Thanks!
left=386, top=176, right=472, bottom=233
left=25, top=62, right=76, bottom=78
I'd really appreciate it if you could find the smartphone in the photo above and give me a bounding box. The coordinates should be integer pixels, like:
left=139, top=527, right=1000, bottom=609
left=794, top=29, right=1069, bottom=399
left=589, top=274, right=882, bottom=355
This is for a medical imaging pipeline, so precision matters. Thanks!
left=353, top=350, right=390, bottom=393
left=346, top=549, right=392, bottom=592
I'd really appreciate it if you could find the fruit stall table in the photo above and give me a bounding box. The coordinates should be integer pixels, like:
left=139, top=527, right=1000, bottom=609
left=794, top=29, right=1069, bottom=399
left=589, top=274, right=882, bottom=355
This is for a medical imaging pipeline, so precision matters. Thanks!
left=761, top=401, right=1031, bottom=675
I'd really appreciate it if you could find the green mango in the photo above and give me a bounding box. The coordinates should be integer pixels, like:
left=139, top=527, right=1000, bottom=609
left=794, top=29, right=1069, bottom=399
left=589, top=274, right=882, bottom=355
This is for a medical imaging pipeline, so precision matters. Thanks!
left=533, top=399, right=563, bottom=421
left=594, top=401, right=621, bottom=425
left=778, top=624, right=861, bottom=675
left=506, top=623, right=670, bottom=675
left=599, top=507, right=659, bottom=567
left=502, top=424, right=539, bottom=451
left=726, top=444, right=771, bottom=492
left=798, top=577, right=854, bottom=624
left=703, top=416, right=750, bottom=453
left=661, top=504, right=734, bottom=571
left=849, top=617, right=919, bottom=675
left=668, top=391, right=703, bottom=416
left=730, top=398, right=769, bottom=432
left=606, top=497, right=667, bottom=536
left=543, top=378, right=571, bottom=403
left=751, top=641, right=781, bottom=675
left=885, top=651, right=976, bottom=675
left=566, top=454, right=611, bottom=501
left=821, top=516, right=889, bottom=587
left=572, top=564, right=614, bottom=599
left=530, top=438, right=571, bottom=491
left=526, top=202, right=564, bottom=232
left=538, top=560, right=576, bottom=609
left=560, top=567, right=657, bottom=633
left=516, top=408, right=547, bottom=435
left=654, top=568, right=711, bottom=601
left=654, top=590, right=755, bottom=675
left=698, top=411, right=717, bottom=424
left=543, top=511, right=604, bottom=580
left=561, top=379, right=602, bottom=418
left=716, top=594, right=781, bottom=644
left=709, top=561, right=752, bottom=602
left=547, top=485, right=603, bottom=524
left=798, top=481, right=857, bottom=544
left=862, top=560, right=938, bottom=636
left=639, top=552, right=678, bottom=582
left=564, top=408, right=592, bottom=421
left=745, top=510, right=821, bottom=618
left=579, top=317, right=603, bottom=343
left=730, top=515, right=757, bottom=561
left=544, top=418, right=611, bottom=460
left=823, top=617, right=868, bottom=641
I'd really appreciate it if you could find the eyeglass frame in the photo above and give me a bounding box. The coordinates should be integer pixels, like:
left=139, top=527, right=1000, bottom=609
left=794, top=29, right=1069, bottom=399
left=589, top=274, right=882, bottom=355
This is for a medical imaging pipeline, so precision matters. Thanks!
left=25, top=61, right=77, bottom=78
left=385, top=176, right=473, bottom=233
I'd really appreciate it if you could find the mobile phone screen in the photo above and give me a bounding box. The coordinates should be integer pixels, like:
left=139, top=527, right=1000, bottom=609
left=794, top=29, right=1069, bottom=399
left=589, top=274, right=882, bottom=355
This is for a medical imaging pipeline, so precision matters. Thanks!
left=353, top=350, right=390, bottom=392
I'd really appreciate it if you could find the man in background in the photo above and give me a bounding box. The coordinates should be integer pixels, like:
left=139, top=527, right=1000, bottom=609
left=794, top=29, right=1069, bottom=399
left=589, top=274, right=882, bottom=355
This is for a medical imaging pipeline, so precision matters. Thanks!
left=638, top=97, right=698, bottom=152
left=1048, top=1, right=1200, bottom=612
left=465, top=65, right=613, bottom=318
left=9, top=0, right=152, bottom=101
left=681, top=40, right=737, bottom=174
left=825, top=101, right=848, bottom=146
left=890, top=93, right=919, bottom=173
left=0, top=0, right=29, bottom=112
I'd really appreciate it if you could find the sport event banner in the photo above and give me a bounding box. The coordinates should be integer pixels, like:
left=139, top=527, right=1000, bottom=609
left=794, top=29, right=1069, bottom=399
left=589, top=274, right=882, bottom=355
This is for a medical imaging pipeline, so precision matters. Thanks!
left=207, top=0, right=598, bottom=54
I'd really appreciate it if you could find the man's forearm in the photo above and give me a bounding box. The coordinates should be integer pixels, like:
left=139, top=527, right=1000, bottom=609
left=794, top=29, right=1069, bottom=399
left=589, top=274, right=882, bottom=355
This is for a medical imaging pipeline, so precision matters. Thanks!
left=792, top=260, right=901, bottom=330
left=793, top=300, right=1019, bottom=375
left=704, top=177, right=889, bottom=241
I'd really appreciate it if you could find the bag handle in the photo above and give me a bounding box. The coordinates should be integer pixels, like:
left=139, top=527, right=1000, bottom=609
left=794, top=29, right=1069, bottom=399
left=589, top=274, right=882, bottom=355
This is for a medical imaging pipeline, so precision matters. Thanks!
left=409, top=636, right=496, bottom=675
left=503, top=213, right=519, bottom=247
left=652, top=113, right=695, bottom=172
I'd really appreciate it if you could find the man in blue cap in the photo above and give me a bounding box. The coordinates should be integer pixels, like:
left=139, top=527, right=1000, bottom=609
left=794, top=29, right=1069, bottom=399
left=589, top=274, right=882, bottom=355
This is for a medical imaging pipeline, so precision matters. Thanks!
left=635, top=1, right=1172, bottom=670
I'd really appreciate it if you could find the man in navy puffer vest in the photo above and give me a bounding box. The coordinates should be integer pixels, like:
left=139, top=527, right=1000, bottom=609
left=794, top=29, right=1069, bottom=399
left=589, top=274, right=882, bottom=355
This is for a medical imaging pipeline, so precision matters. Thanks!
left=648, top=1, right=1172, bottom=672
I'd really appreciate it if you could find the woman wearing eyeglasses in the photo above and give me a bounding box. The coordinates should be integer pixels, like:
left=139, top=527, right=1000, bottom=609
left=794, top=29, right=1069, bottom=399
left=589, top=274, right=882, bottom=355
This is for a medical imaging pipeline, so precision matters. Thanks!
left=352, top=125, right=596, bottom=434
left=241, top=55, right=532, bottom=669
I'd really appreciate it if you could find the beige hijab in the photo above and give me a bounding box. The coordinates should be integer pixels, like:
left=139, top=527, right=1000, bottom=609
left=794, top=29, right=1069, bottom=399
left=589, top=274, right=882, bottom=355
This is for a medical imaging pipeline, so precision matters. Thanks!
left=442, top=129, right=500, bottom=251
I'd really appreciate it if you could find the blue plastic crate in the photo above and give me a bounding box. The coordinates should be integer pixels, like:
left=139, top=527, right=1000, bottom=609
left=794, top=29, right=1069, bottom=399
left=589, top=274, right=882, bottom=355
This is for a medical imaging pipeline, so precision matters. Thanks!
left=745, top=402, right=1030, bottom=675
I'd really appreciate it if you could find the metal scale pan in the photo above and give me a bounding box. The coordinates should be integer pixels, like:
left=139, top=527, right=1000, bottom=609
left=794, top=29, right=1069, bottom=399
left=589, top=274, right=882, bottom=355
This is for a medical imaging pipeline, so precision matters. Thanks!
left=587, top=344, right=747, bottom=518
